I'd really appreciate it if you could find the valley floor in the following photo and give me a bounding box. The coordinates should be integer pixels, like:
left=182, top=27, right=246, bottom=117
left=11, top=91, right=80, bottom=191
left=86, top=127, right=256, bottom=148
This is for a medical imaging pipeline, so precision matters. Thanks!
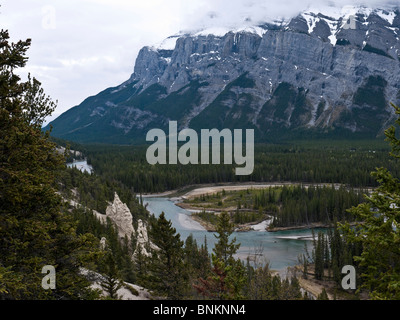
left=165, top=182, right=357, bottom=232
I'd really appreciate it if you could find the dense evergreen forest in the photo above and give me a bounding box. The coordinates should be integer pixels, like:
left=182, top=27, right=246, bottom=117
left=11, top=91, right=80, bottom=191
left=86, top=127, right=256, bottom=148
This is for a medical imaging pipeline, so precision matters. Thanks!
left=84, top=140, right=398, bottom=193
left=254, top=185, right=365, bottom=228
left=300, top=226, right=364, bottom=297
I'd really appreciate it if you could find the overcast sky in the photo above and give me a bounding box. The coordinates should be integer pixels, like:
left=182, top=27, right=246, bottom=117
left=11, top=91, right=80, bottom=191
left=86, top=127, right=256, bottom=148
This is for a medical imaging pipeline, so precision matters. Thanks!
left=1, top=0, right=397, bottom=122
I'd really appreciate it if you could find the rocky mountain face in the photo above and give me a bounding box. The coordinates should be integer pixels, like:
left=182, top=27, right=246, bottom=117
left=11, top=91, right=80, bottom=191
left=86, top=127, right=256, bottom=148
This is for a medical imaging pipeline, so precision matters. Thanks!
left=48, top=5, right=400, bottom=143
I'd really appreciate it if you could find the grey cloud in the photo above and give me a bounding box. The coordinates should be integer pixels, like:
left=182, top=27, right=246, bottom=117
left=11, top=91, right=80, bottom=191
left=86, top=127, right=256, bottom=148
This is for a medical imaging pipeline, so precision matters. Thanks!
left=177, top=0, right=398, bottom=32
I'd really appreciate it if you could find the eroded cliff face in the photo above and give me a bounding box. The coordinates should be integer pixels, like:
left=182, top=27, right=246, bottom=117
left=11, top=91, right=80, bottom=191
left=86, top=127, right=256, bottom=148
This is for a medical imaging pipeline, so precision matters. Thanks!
left=106, top=192, right=136, bottom=241
left=134, top=219, right=158, bottom=258
left=104, top=193, right=156, bottom=258
left=48, top=6, right=400, bottom=143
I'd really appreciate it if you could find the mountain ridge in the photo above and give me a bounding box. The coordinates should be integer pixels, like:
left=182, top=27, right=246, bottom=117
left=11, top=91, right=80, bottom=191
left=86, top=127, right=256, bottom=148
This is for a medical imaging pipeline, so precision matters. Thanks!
left=47, top=5, right=400, bottom=144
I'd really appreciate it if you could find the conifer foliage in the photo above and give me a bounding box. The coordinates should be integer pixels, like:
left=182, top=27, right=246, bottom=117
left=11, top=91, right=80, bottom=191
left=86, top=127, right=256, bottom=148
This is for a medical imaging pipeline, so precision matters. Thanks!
left=194, top=212, right=246, bottom=300
left=147, top=212, right=189, bottom=299
left=0, top=30, right=99, bottom=299
left=340, top=104, right=400, bottom=300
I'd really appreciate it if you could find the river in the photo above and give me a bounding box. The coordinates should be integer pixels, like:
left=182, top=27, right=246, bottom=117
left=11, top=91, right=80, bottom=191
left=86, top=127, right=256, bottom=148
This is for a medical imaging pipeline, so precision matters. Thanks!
left=69, top=160, right=316, bottom=271
left=67, top=159, right=93, bottom=174
left=143, top=196, right=316, bottom=272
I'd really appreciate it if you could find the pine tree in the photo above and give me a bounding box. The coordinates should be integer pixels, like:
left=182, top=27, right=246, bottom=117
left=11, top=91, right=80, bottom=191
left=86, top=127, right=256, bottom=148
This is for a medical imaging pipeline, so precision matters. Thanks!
left=99, top=252, right=122, bottom=300
left=194, top=255, right=231, bottom=300
left=120, top=236, right=136, bottom=283
left=183, top=234, right=211, bottom=284
left=314, top=232, right=324, bottom=280
left=341, top=128, right=400, bottom=296
left=317, top=288, right=329, bottom=300
left=148, top=212, right=189, bottom=299
left=246, top=264, right=274, bottom=300
left=195, top=212, right=246, bottom=299
left=288, top=276, right=303, bottom=300
left=340, top=103, right=400, bottom=299
left=0, top=29, right=99, bottom=300
left=213, top=212, right=240, bottom=265
left=133, top=242, right=150, bottom=287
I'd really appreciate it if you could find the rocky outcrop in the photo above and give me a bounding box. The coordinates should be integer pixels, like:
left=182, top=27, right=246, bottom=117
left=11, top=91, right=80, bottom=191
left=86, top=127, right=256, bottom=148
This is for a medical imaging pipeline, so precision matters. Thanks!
left=80, top=268, right=152, bottom=300
left=106, top=192, right=135, bottom=241
left=100, top=237, right=107, bottom=250
left=133, top=219, right=158, bottom=258
left=136, top=219, right=149, bottom=246
left=103, top=194, right=156, bottom=258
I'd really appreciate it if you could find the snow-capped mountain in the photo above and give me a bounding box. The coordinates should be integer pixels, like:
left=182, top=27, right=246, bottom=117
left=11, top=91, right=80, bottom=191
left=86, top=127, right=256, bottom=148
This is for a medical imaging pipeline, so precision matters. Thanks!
left=47, top=5, right=400, bottom=143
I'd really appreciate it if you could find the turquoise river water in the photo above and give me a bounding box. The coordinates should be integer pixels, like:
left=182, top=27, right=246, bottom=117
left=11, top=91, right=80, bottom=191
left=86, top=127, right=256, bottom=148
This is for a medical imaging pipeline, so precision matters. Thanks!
left=143, top=197, right=317, bottom=272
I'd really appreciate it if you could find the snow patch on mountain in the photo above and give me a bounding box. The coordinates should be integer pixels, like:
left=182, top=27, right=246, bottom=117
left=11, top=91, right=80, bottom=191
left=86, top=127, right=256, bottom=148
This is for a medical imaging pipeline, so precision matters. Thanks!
left=151, top=5, right=399, bottom=52
left=376, top=8, right=397, bottom=25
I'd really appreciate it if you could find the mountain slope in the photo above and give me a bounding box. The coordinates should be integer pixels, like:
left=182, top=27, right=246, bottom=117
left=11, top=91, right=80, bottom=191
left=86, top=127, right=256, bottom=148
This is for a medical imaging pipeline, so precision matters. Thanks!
left=47, top=5, right=400, bottom=143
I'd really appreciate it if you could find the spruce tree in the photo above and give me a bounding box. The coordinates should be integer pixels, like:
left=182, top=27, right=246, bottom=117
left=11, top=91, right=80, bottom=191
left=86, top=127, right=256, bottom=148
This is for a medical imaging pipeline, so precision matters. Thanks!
left=340, top=104, right=400, bottom=299
left=0, top=29, right=99, bottom=300
left=317, top=288, right=329, bottom=300
left=247, top=264, right=274, bottom=300
left=195, top=212, right=246, bottom=299
left=194, top=256, right=231, bottom=300
left=133, top=242, right=150, bottom=287
left=148, top=212, right=189, bottom=299
left=313, top=232, right=325, bottom=280
left=213, top=212, right=240, bottom=265
left=99, top=252, right=122, bottom=300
